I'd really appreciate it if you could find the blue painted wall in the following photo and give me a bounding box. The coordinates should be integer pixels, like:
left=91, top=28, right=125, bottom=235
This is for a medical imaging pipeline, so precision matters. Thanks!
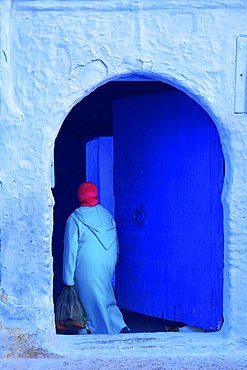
left=1, top=0, right=247, bottom=356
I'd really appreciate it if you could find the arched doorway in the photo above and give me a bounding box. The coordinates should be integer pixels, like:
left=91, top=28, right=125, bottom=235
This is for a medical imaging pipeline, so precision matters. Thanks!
left=52, top=78, right=224, bottom=333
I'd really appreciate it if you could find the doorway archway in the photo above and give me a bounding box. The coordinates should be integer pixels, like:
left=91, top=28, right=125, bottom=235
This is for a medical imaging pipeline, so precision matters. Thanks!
left=52, top=77, right=224, bottom=333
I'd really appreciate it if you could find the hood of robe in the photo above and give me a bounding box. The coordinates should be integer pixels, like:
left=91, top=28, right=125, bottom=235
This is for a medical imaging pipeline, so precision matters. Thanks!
left=73, top=208, right=117, bottom=250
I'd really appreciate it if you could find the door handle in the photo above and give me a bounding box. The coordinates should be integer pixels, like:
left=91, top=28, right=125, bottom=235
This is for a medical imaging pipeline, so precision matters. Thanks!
left=134, top=206, right=146, bottom=224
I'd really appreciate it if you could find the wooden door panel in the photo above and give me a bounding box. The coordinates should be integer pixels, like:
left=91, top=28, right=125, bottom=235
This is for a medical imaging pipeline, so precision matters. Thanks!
left=114, top=90, right=223, bottom=330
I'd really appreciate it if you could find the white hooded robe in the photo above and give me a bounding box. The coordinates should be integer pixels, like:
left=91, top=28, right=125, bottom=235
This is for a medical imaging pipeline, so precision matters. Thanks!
left=63, top=204, right=126, bottom=334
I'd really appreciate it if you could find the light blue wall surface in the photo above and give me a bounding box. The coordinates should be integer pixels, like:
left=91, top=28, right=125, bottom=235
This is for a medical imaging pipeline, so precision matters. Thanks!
left=1, top=0, right=247, bottom=357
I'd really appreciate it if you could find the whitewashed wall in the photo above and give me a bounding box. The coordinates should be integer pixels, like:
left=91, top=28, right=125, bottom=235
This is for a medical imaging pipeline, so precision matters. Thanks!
left=1, top=0, right=247, bottom=357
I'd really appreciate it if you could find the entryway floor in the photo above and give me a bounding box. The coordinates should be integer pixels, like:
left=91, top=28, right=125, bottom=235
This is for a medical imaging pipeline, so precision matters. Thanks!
left=56, top=309, right=183, bottom=335
left=121, top=309, right=183, bottom=333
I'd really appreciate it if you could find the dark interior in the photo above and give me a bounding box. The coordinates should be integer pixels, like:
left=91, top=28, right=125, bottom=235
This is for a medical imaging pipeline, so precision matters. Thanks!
left=52, top=80, right=179, bottom=334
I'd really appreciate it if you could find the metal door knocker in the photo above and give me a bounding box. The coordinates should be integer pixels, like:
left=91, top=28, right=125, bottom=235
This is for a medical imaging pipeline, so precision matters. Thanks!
left=134, top=206, right=146, bottom=224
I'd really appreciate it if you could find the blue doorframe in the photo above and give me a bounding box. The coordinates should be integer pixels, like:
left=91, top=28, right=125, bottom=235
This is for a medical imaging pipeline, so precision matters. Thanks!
left=114, top=90, right=224, bottom=330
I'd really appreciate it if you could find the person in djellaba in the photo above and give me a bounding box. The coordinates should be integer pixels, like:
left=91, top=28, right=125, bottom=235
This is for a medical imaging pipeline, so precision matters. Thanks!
left=63, top=182, right=128, bottom=334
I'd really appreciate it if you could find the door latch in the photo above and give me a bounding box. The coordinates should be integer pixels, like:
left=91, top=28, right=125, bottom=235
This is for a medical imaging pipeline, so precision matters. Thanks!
left=134, top=206, right=146, bottom=224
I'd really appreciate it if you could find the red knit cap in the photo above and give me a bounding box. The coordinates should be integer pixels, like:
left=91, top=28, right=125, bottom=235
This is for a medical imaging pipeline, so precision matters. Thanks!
left=78, top=182, right=99, bottom=207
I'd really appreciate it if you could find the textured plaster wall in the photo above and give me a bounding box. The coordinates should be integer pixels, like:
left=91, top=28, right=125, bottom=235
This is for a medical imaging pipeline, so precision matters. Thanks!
left=1, top=0, right=247, bottom=357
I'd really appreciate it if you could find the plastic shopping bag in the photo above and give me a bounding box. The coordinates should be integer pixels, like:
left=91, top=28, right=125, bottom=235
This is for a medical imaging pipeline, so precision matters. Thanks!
left=55, top=285, right=86, bottom=330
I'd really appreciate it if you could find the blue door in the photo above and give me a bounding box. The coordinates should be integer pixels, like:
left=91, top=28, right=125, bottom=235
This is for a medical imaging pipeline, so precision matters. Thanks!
left=113, top=90, right=224, bottom=330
